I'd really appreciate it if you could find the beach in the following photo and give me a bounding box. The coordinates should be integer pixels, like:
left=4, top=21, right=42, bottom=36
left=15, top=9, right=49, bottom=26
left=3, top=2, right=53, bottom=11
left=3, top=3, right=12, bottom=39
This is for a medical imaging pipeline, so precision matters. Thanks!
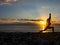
left=0, top=23, right=60, bottom=45
left=0, top=32, right=60, bottom=45
left=0, top=0, right=60, bottom=45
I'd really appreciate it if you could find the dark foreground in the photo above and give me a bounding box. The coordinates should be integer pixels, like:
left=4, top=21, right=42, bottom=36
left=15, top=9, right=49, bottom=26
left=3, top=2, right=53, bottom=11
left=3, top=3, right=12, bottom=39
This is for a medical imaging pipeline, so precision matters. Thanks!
left=0, top=32, right=60, bottom=45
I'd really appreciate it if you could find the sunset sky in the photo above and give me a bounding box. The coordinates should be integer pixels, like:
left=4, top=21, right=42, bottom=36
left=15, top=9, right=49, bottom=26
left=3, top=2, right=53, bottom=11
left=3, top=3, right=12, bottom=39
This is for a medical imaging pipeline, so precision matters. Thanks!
left=0, top=0, right=60, bottom=21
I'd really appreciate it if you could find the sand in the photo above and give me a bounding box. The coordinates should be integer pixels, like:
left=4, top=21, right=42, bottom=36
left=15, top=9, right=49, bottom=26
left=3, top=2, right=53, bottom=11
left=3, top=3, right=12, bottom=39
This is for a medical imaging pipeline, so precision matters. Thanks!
left=0, top=32, right=60, bottom=45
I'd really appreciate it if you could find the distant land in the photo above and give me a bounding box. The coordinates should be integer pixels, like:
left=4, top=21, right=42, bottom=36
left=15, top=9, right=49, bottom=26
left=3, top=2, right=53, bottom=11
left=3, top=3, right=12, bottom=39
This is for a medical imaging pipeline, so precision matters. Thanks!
left=0, top=18, right=60, bottom=24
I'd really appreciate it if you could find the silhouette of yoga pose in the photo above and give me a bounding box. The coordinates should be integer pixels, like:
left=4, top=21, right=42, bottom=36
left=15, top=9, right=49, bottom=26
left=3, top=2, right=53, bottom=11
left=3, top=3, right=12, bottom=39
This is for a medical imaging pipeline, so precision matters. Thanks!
left=40, top=13, right=54, bottom=33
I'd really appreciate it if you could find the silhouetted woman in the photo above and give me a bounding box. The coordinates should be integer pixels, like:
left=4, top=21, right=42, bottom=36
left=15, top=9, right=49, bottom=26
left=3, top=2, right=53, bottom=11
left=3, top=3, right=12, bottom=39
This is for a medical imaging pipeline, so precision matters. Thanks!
left=43, top=13, right=54, bottom=32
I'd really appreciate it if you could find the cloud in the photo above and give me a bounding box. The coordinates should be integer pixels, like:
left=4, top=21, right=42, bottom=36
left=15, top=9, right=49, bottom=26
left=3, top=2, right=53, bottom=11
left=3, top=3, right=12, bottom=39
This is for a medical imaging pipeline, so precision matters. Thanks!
left=5, top=0, right=17, bottom=2
left=0, top=0, right=17, bottom=5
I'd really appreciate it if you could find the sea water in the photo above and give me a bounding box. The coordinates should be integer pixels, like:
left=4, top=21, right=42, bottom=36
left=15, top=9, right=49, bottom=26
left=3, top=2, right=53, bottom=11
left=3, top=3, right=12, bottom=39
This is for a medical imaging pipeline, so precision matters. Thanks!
left=0, top=24, right=60, bottom=32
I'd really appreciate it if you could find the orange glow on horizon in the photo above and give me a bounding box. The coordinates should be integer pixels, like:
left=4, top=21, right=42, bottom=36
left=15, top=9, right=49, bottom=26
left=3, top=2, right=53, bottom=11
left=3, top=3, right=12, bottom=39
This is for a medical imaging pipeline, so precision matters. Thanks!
left=36, top=20, right=48, bottom=33
left=37, top=20, right=46, bottom=30
left=40, top=21, right=46, bottom=30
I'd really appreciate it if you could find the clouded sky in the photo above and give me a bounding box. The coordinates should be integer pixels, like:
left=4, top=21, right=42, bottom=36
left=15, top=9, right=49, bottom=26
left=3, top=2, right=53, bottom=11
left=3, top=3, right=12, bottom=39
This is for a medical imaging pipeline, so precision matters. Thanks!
left=0, top=0, right=60, bottom=21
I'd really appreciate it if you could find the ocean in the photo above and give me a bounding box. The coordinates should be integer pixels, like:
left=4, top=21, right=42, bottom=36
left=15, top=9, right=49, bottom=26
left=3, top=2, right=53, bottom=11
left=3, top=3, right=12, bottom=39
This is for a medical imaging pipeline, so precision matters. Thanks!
left=0, top=23, right=60, bottom=32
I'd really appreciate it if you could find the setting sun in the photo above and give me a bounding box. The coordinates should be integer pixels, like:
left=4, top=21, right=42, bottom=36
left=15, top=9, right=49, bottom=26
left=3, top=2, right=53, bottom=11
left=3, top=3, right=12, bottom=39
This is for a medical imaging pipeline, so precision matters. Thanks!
left=36, top=20, right=46, bottom=31
left=40, top=21, right=46, bottom=30
left=40, top=21, right=46, bottom=25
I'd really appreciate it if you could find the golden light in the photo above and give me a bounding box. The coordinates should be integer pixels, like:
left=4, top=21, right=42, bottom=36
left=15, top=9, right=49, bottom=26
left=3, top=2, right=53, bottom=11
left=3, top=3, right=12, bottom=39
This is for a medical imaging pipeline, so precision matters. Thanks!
left=40, top=21, right=46, bottom=30
left=40, top=21, right=46, bottom=25
left=36, top=20, right=48, bottom=33
left=36, top=20, right=46, bottom=30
